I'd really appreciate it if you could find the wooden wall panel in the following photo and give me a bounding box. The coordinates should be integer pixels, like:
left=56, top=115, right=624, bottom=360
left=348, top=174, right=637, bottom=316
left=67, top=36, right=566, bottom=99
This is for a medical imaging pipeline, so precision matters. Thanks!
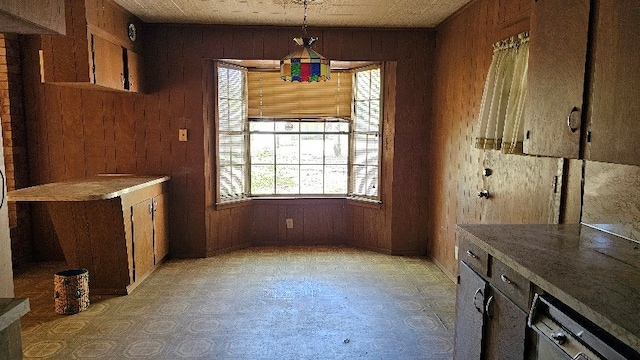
left=114, top=94, right=136, bottom=173
left=390, top=30, right=434, bottom=255
left=251, top=200, right=346, bottom=247
left=22, top=22, right=435, bottom=260
left=59, top=86, right=86, bottom=178
left=1, top=34, right=33, bottom=268
left=429, top=0, right=578, bottom=281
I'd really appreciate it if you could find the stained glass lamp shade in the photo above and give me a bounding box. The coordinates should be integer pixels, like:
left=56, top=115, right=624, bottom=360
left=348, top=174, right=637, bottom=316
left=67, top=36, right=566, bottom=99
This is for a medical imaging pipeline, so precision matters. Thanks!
left=280, top=37, right=330, bottom=82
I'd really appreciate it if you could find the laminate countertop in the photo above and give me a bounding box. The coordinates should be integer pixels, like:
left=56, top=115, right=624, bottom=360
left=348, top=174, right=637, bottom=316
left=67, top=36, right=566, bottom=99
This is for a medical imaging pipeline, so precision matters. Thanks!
left=7, top=175, right=170, bottom=202
left=456, top=223, right=640, bottom=353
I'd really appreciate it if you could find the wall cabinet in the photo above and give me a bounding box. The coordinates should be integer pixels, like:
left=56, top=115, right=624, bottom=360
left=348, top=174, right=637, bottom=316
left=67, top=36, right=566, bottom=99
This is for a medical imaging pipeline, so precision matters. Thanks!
left=525, top=0, right=640, bottom=166
left=523, top=0, right=590, bottom=159
left=0, top=0, right=66, bottom=35
left=454, top=238, right=528, bottom=360
left=585, top=1, right=640, bottom=166
left=39, top=0, right=144, bottom=92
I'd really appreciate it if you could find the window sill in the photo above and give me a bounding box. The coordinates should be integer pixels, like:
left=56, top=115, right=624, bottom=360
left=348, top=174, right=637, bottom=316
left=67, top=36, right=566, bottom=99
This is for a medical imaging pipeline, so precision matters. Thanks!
left=215, top=196, right=383, bottom=209
left=347, top=197, right=383, bottom=209
left=215, top=198, right=252, bottom=210
left=251, top=197, right=348, bottom=206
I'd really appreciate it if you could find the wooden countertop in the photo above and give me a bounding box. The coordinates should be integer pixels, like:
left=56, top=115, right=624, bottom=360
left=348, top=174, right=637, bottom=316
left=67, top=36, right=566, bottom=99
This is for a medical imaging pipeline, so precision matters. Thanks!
left=456, top=223, right=640, bottom=353
left=7, top=175, right=170, bottom=202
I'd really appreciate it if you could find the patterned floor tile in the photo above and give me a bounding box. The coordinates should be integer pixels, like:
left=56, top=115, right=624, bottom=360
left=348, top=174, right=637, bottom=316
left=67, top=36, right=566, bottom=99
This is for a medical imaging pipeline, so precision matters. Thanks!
left=16, top=246, right=456, bottom=359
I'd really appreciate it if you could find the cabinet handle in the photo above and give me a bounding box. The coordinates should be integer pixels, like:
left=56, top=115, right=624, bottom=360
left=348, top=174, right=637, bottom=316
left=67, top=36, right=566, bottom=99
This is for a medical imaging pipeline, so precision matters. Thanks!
left=485, top=295, right=494, bottom=319
left=567, top=106, right=580, bottom=133
left=0, top=169, right=5, bottom=209
left=500, top=274, right=513, bottom=285
left=466, top=250, right=478, bottom=259
left=473, top=288, right=484, bottom=313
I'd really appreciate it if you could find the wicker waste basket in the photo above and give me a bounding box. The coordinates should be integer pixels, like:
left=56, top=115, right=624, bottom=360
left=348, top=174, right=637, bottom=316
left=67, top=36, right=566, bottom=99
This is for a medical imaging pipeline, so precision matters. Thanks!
left=54, top=269, right=90, bottom=315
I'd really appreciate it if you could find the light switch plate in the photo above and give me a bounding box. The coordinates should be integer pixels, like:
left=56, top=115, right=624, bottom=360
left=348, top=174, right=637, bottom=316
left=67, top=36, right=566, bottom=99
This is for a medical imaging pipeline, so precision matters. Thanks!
left=286, top=218, right=294, bottom=229
left=179, top=129, right=188, bottom=141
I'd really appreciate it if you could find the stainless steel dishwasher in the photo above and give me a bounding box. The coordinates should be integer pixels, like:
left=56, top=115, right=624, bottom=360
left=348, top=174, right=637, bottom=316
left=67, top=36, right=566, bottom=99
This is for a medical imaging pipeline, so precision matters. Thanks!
left=527, top=293, right=640, bottom=360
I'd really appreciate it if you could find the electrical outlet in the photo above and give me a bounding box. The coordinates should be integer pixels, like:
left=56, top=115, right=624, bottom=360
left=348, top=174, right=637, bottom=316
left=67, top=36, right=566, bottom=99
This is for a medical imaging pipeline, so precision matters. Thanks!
left=454, top=245, right=459, bottom=260
left=179, top=129, right=188, bottom=141
left=286, top=218, right=294, bottom=229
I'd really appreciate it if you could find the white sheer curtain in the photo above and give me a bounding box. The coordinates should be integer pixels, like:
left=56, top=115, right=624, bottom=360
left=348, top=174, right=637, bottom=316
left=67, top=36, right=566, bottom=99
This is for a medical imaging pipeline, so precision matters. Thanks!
left=475, top=32, right=529, bottom=154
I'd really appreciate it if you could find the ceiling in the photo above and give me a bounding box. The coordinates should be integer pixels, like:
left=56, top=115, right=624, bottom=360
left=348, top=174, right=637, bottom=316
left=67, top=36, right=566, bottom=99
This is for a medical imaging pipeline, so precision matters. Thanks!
left=112, top=0, right=472, bottom=28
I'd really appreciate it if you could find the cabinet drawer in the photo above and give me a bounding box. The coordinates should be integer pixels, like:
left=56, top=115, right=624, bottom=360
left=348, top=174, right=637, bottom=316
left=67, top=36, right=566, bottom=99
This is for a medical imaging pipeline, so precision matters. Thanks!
left=490, top=259, right=530, bottom=311
left=459, top=236, right=489, bottom=276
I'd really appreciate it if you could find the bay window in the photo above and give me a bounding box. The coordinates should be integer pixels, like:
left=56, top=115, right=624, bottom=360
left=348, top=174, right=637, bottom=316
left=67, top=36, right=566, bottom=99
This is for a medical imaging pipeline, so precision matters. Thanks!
left=216, top=62, right=382, bottom=203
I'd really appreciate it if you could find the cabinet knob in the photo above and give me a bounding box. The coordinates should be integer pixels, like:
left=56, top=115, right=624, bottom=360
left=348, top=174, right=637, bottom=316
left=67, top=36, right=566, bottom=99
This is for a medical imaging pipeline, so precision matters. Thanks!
left=500, top=274, right=513, bottom=285
left=551, top=332, right=567, bottom=345
left=567, top=106, right=580, bottom=133
left=485, top=295, right=494, bottom=319
left=477, top=190, right=490, bottom=199
left=473, top=288, right=484, bottom=313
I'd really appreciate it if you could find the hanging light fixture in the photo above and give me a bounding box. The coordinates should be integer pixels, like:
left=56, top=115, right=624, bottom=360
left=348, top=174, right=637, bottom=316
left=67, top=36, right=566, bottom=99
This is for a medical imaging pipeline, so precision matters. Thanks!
left=280, top=0, right=330, bottom=82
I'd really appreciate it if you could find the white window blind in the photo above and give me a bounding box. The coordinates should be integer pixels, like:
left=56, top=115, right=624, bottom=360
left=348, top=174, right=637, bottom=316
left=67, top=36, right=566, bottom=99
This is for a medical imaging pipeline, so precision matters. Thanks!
left=217, top=63, right=248, bottom=202
left=350, top=66, right=382, bottom=200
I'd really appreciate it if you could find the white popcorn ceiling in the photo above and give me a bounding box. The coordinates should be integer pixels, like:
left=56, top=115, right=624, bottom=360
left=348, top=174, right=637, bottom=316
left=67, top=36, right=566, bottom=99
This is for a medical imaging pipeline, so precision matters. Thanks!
left=112, top=0, right=472, bottom=28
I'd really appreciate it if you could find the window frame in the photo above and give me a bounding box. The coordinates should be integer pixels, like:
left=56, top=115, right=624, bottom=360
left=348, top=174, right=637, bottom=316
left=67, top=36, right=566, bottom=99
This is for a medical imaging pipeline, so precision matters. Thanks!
left=215, top=61, right=250, bottom=204
left=348, top=64, right=383, bottom=203
left=248, top=117, right=351, bottom=197
left=214, top=62, right=384, bottom=205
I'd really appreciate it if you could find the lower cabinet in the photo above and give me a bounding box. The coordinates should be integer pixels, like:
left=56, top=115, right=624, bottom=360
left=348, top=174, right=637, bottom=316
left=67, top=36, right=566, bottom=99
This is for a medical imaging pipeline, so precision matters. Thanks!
left=129, top=192, right=169, bottom=283
left=454, top=261, right=527, bottom=360
left=454, top=262, right=486, bottom=360
left=122, top=181, right=169, bottom=292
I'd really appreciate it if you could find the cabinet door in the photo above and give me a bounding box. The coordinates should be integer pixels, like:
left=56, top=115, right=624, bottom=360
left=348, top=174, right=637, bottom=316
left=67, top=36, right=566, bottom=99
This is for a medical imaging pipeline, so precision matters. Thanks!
left=454, top=262, right=487, bottom=360
left=91, top=34, right=124, bottom=90
left=523, top=0, right=590, bottom=158
left=483, top=287, right=527, bottom=360
left=586, top=1, right=640, bottom=165
left=153, top=194, right=169, bottom=264
left=132, top=199, right=154, bottom=281
left=127, top=50, right=144, bottom=93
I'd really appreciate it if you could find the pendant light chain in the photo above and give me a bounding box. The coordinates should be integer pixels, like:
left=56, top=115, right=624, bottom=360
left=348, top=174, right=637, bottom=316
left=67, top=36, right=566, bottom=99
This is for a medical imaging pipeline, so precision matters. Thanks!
left=302, top=0, right=308, bottom=36
left=280, top=0, right=330, bottom=82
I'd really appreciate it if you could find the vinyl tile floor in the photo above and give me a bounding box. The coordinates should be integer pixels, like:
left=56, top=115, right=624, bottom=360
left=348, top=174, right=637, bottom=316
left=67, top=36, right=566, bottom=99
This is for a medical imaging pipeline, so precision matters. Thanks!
left=14, top=246, right=456, bottom=359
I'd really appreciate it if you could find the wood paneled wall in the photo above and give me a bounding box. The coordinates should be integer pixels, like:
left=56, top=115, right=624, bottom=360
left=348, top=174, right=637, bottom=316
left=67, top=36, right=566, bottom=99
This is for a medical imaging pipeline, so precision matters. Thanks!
left=20, top=22, right=435, bottom=259
left=187, top=25, right=434, bottom=255
left=251, top=199, right=347, bottom=247
left=428, top=0, right=566, bottom=279
left=0, top=34, right=32, bottom=268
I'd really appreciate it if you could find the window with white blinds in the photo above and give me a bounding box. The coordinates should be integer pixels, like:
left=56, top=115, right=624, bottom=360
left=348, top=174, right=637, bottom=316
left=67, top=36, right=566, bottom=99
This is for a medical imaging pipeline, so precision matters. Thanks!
left=349, top=67, right=382, bottom=200
left=215, top=62, right=382, bottom=203
left=217, top=63, right=248, bottom=202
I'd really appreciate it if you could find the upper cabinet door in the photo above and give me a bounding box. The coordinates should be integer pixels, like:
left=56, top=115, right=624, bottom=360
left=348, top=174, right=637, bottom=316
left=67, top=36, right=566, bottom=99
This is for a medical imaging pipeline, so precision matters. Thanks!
left=523, top=0, right=590, bottom=158
left=585, top=1, right=640, bottom=166
left=91, top=34, right=125, bottom=90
